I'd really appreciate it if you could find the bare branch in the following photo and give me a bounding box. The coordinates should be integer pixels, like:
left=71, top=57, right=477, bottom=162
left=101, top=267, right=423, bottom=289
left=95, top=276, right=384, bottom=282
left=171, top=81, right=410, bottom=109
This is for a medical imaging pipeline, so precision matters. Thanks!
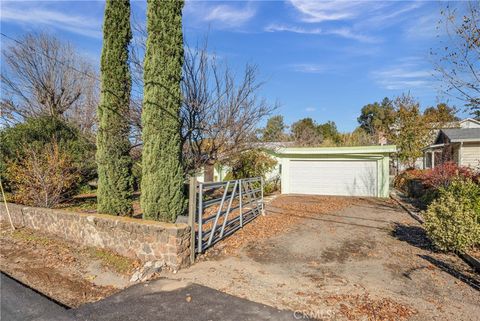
left=1, top=32, right=99, bottom=132
left=432, top=2, right=480, bottom=117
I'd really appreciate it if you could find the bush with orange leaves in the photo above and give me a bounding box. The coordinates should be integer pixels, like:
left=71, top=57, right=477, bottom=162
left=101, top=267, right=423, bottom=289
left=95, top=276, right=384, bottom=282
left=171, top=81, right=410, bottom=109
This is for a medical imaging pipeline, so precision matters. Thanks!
left=393, top=168, right=425, bottom=193
left=7, top=141, right=80, bottom=208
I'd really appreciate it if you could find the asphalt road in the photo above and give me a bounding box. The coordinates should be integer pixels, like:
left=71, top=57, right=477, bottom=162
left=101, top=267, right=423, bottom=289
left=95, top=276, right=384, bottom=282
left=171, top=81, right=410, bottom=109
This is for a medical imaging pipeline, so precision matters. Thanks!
left=0, top=273, right=73, bottom=321
left=1, top=275, right=298, bottom=321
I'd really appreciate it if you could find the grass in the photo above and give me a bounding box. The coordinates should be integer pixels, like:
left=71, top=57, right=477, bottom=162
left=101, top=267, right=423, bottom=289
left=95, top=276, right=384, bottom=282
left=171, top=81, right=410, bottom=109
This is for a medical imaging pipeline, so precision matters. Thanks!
left=62, top=199, right=97, bottom=212
left=59, top=192, right=141, bottom=215
left=10, top=229, right=53, bottom=246
left=85, top=247, right=138, bottom=274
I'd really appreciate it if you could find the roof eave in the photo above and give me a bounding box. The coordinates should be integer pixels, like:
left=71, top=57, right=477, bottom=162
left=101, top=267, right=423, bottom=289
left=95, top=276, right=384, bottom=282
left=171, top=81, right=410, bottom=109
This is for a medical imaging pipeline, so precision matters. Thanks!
left=450, top=138, right=480, bottom=143
left=422, top=143, right=446, bottom=151
left=274, top=145, right=397, bottom=155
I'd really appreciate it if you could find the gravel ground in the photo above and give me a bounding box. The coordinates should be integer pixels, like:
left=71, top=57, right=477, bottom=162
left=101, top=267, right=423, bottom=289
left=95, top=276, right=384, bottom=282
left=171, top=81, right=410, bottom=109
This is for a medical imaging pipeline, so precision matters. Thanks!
left=161, top=195, right=480, bottom=321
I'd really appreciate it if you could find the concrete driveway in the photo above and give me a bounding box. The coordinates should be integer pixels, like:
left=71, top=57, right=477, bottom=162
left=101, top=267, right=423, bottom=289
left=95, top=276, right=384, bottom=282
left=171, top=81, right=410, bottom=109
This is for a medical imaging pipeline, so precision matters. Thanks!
left=166, top=195, right=480, bottom=321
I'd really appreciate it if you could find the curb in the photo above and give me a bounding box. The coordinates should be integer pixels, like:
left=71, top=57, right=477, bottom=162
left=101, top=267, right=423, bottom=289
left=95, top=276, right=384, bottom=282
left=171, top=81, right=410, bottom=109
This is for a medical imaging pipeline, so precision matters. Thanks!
left=389, top=192, right=424, bottom=224
left=458, top=252, right=480, bottom=273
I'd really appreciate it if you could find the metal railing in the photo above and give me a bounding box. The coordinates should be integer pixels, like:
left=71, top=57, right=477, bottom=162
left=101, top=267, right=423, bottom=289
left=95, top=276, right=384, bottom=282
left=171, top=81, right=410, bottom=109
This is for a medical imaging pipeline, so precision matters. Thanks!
left=188, top=177, right=264, bottom=256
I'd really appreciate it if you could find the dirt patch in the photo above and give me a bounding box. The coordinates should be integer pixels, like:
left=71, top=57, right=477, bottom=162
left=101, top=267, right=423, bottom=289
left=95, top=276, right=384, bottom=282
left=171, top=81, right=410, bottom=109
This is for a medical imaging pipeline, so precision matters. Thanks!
left=0, top=224, right=140, bottom=307
left=321, top=237, right=377, bottom=263
left=198, top=195, right=354, bottom=259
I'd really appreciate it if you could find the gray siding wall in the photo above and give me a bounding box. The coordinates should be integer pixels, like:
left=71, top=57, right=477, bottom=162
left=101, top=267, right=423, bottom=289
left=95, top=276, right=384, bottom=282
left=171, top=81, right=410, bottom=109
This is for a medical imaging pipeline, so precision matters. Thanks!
left=460, top=142, right=480, bottom=168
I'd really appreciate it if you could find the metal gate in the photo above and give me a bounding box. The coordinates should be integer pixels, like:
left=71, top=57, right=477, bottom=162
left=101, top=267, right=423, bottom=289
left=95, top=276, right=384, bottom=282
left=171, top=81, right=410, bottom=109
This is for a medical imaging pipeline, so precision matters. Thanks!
left=188, top=177, right=264, bottom=254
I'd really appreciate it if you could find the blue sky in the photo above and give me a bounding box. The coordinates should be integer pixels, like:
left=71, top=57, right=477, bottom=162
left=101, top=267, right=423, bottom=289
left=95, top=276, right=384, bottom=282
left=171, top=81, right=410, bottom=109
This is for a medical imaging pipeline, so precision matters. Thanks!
left=0, top=0, right=468, bottom=132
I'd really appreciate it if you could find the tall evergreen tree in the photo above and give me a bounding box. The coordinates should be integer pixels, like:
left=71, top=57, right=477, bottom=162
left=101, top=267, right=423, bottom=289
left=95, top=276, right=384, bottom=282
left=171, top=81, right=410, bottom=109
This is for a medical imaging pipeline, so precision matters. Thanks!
left=141, top=0, right=185, bottom=222
left=96, top=0, right=133, bottom=216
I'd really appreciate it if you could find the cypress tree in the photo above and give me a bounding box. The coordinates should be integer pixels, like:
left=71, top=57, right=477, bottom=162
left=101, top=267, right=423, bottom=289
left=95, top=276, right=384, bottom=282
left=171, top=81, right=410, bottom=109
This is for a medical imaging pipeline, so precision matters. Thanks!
left=96, top=0, right=133, bottom=216
left=141, top=0, right=185, bottom=222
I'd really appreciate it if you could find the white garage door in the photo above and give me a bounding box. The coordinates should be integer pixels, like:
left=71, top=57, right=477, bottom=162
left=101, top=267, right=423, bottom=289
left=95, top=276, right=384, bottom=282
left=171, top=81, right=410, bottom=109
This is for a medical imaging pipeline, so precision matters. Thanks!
left=288, top=160, right=378, bottom=196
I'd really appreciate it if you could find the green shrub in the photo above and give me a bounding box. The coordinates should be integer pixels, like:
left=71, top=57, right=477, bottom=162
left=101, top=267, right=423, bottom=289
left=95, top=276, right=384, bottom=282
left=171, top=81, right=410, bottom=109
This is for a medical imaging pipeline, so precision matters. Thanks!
left=264, top=179, right=280, bottom=195
left=423, top=178, right=480, bottom=253
left=418, top=189, right=438, bottom=208
left=1, top=116, right=96, bottom=190
left=226, top=149, right=277, bottom=180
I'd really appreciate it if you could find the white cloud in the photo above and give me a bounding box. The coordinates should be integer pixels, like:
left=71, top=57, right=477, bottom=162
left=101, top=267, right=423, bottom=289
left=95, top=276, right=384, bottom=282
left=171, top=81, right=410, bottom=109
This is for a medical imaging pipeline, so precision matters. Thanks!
left=305, top=107, right=316, bottom=112
left=403, top=13, right=440, bottom=39
left=291, top=63, right=327, bottom=74
left=265, top=24, right=378, bottom=43
left=265, top=24, right=322, bottom=34
left=360, top=2, right=424, bottom=29
left=1, top=3, right=102, bottom=39
left=371, top=60, right=435, bottom=90
left=287, top=0, right=429, bottom=43
left=326, top=27, right=378, bottom=43
left=205, top=5, right=255, bottom=25
left=288, top=0, right=379, bottom=23
left=184, top=2, right=256, bottom=28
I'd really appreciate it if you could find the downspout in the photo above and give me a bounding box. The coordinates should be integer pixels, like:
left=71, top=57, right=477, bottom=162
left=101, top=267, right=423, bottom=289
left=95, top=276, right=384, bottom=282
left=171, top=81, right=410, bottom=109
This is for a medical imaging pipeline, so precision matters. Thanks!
left=459, top=142, right=463, bottom=166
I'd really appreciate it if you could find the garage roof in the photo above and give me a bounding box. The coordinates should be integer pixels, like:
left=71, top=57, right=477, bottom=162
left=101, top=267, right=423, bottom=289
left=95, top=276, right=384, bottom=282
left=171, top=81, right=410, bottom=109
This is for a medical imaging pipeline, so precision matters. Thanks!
left=273, top=145, right=397, bottom=155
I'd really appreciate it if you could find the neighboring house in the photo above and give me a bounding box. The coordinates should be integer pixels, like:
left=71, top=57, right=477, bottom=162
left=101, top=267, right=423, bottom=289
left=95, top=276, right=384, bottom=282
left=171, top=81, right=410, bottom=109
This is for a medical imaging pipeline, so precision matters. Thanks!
left=195, top=164, right=229, bottom=183
left=457, top=118, right=480, bottom=129
left=395, top=118, right=480, bottom=171
left=423, top=127, right=480, bottom=169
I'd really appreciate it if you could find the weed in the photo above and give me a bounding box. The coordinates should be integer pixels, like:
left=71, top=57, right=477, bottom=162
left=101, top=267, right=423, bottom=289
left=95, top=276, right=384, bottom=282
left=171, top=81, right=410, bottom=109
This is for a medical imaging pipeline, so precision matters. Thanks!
left=85, top=247, right=138, bottom=274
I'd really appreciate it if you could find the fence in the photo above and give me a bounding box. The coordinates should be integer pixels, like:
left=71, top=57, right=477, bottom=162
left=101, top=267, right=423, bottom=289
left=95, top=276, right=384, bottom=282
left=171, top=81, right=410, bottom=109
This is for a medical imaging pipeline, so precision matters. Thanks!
left=188, top=177, right=264, bottom=257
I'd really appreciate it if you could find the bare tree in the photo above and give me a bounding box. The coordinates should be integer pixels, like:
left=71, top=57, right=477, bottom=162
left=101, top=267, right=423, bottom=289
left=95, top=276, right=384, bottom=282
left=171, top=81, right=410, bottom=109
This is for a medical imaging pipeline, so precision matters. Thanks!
left=129, top=21, right=146, bottom=146
left=1, top=32, right=99, bottom=132
left=432, top=1, right=480, bottom=118
left=65, top=73, right=99, bottom=135
left=129, top=22, right=276, bottom=175
left=181, top=44, right=276, bottom=175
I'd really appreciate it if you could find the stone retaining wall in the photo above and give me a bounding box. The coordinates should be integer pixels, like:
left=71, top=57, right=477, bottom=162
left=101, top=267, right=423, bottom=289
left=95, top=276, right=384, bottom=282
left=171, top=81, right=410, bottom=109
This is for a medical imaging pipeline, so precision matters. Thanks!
left=0, top=203, right=191, bottom=271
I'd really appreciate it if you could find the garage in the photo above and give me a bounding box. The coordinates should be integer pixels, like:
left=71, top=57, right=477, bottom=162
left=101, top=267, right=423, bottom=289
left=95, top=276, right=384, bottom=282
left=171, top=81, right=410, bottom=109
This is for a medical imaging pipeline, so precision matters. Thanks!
left=273, top=146, right=396, bottom=197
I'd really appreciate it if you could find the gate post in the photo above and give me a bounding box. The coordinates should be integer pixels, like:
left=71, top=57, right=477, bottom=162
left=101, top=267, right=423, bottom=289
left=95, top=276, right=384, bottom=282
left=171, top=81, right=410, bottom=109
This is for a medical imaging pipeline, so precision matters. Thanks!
left=197, top=183, right=203, bottom=253
left=188, top=177, right=197, bottom=264
left=239, top=179, right=243, bottom=227
left=261, top=177, right=265, bottom=216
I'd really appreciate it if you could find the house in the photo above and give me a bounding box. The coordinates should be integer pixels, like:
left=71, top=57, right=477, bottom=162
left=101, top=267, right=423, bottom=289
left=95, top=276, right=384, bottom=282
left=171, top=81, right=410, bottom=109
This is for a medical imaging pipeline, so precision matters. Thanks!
left=423, top=126, right=480, bottom=169
left=457, top=118, right=480, bottom=129
left=195, top=164, right=229, bottom=183
left=270, top=145, right=396, bottom=197
left=394, top=118, right=480, bottom=171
